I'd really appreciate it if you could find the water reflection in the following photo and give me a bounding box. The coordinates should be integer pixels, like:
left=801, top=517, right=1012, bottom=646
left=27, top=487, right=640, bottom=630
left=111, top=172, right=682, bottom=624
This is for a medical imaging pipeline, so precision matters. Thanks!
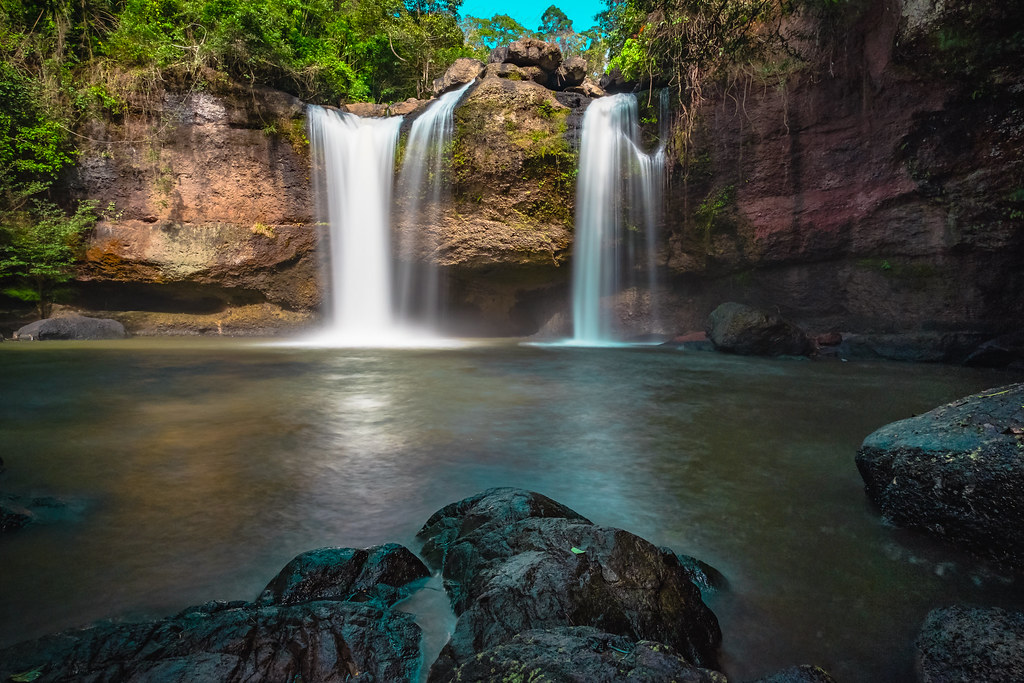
left=0, top=339, right=1021, bottom=683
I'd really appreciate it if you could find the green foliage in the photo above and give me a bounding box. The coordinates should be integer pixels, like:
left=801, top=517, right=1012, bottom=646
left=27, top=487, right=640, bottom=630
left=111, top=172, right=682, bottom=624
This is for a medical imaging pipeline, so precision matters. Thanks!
left=602, top=0, right=783, bottom=86
left=461, top=14, right=527, bottom=57
left=0, top=199, right=99, bottom=317
left=695, top=185, right=734, bottom=237
left=102, top=0, right=468, bottom=102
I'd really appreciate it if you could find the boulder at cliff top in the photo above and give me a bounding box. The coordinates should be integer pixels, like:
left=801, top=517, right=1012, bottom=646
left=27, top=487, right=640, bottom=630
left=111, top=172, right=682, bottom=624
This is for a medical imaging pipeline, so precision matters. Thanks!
left=566, top=76, right=606, bottom=97
left=0, top=544, right=426, bottom=682
left=915, top=606, right=1024, bottom=682
left=483, top=61, right=547, bottom=84
left=507, top=38, right=563, bottom=72
left=706, top=302, right=812, bottom=356
left=13, top=315, right=126, bottom=341
left=418, top=488, right=723, bottom=681
left=548, top=56, right=587, bottom=90
left=856, top=383, right=1024, bottom=573
left=431, top=57, right=484, bottom=96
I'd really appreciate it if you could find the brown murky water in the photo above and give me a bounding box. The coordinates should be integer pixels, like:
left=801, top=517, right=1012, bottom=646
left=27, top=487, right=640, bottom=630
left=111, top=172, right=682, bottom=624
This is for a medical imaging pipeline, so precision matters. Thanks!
left=1, top=338, right=1022, bottom=681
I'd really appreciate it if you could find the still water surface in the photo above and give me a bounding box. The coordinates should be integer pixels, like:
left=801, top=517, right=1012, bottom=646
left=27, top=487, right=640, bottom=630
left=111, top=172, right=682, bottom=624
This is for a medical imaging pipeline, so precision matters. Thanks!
left=1, top=339, right=1022, bottom=681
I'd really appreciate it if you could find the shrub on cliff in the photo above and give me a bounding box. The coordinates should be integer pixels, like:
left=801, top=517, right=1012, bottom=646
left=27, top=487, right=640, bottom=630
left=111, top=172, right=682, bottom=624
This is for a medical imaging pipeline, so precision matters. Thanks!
left=0, top=199, right=98, bottom=318
left=102, top=0, right=471, bottom=102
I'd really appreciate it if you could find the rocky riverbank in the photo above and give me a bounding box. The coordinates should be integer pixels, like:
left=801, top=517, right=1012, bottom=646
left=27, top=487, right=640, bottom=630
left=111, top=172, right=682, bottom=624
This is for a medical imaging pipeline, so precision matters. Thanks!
left=3, top=483, right=1022, bottom=680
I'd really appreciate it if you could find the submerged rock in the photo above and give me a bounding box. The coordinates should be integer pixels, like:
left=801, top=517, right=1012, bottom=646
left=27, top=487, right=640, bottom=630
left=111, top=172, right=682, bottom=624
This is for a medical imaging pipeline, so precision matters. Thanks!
left=856, top=383, right=1024, bottom=573
left=706, top=302, right=812, bottom=356
left=418, top=488, right=723, bottom=681
left=0, top=493, right=73, bottom=533
left=838, top=332, right=986, bottom=363
left=915, top=606, right=1024, bottom=682
left=0, top=495, right=34, bottom=533
left=449, top=627, right=727, bottom=683
left=0, top=544, right=427, bottom=682
left=964, top=331, right=1024, bottom=368
left=13, top=315, right=127, bottom=341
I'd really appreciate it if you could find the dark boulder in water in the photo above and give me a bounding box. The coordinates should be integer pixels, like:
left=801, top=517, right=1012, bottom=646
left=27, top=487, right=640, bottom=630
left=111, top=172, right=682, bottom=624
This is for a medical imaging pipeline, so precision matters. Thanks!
left=449, top=626, right=727, bottom=683
left=0, top=495, right=34, bottom=533
left=749, top=664, right=838, bottom=682
left=257, top=543, right=429, bottom=607
left=418, top=487, right=723, bottom=681
left=706, top=302, right=812, bottom=357
left=0, top=544, right=427, bottom=682
left=14, top=315, right=127, bottom=341
left=0, top=493, right=73, bottom=533
left=857, top=383, right=1024, bottom=574
left=964, top=331, right=1024, bottom=368
left=915, top=605, right=1024, bottom=682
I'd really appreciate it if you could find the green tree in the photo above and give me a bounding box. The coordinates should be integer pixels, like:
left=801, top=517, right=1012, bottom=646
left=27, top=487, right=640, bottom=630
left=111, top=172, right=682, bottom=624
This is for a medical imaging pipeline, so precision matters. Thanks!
left=461, top=14, right=527, bottom=56
left=0, top=199, right=98, bottom=318
left=538, top=5, right=572, bottom=39
left=537, top=5, right=588, bottom=56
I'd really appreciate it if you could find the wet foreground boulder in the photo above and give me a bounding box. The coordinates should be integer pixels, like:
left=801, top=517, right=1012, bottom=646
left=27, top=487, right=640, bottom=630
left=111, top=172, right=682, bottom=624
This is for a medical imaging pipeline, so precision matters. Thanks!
left=0, top=544, right=429, bottom=682
left=856, top=383, right=1024, bottom=574
left=450, top=627, right=728, bottom=682
left=418, top=488, right=724, bottom=681
left=915, top=606, right=1024, bottom=681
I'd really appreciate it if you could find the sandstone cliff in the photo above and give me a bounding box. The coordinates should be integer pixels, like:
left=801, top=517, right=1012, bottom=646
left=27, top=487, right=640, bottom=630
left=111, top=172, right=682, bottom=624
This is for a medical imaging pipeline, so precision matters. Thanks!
left=47, top=0, right=1024, bottom=344
left=66, top=77, right=319, bottom=335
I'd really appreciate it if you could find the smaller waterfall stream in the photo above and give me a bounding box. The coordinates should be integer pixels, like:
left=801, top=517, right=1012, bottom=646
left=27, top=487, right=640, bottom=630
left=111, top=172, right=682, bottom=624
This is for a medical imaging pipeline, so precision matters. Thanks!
left=395, top=81, right=473, bottom=330
left=571, top=93, right=664, bottom=345
left=307, top=106, right=403, bottom=344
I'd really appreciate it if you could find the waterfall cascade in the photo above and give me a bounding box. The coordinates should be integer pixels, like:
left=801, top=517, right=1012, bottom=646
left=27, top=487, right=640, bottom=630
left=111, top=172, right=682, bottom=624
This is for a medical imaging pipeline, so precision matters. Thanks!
left=571, top=93, right=665, bottom=345
left=307, top=106, right=403, bottom=344
left=306, top=82, right=471, bottom=345
left=395, top=81, right=473, bottom=330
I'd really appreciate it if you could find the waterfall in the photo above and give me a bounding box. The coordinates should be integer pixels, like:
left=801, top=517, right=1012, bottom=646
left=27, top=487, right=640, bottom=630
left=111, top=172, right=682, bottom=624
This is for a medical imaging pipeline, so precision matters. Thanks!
left=394, top=81, right=473, bottom=330
left=307, top=106, right=403, bottom=344
left=571, top=93, right=664, bottom=345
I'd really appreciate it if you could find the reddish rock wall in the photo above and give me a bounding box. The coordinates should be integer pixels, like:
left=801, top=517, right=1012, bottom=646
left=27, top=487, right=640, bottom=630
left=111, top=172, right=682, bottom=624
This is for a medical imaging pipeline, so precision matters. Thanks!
left=656, top=0, right=1024, bottom=338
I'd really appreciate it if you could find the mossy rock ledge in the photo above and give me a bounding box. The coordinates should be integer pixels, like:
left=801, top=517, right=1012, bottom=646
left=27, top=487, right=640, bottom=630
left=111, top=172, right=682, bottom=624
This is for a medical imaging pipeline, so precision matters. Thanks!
left=856, top=383, right=1024, bottom=574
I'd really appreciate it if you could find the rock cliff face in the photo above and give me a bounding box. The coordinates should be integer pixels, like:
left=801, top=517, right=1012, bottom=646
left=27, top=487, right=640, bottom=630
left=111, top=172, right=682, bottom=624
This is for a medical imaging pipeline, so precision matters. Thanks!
left=66, top=77, right=321, bottom=334
left=58, top=0, right=1023, bottom=341
left=655, top=0, right=1024, bottom=338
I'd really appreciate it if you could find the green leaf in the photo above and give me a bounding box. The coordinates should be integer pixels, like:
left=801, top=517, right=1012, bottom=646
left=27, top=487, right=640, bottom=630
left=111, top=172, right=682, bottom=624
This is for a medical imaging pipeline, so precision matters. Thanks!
left=570, top=546, right=585, bottom=554
left=11, top=668, right=44, bottom=682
